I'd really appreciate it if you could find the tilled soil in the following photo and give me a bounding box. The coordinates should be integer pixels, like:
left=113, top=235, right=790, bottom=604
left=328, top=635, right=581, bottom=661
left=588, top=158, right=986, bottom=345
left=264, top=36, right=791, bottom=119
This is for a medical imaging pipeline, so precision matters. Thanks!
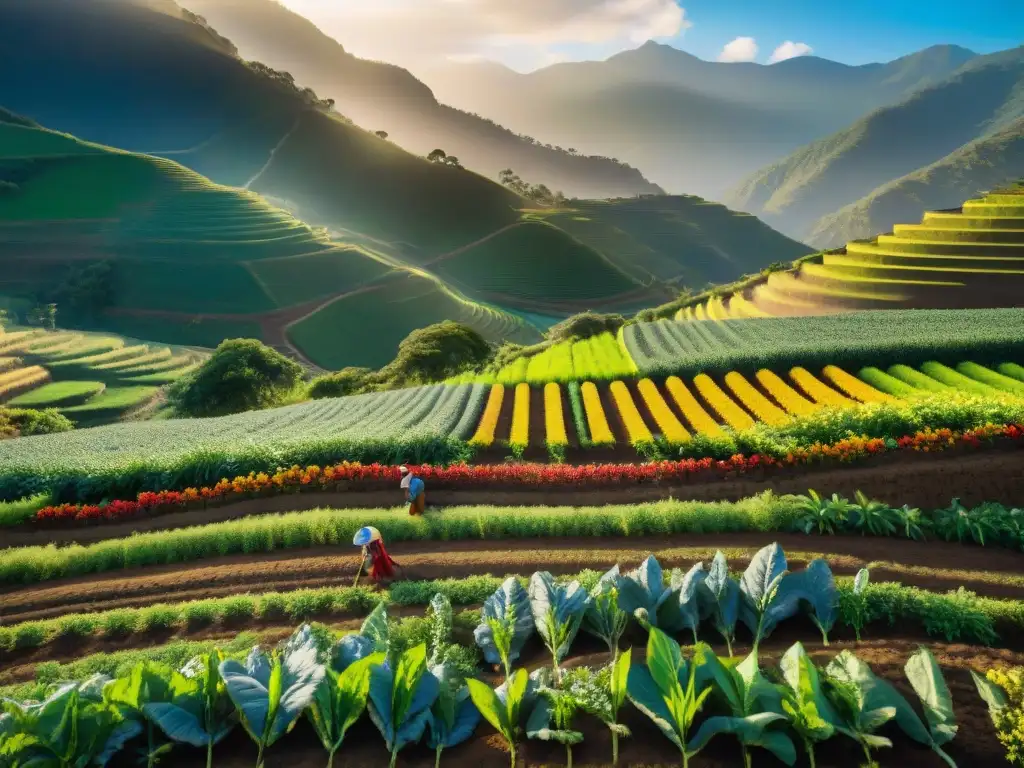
left=3, top=533, right=1023, bottom=624
left=8, top=448, right=1024, bottom=548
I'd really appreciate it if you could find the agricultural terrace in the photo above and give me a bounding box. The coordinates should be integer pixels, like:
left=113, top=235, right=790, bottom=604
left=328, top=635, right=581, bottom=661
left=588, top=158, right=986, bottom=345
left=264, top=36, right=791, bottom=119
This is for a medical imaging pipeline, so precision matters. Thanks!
left=0, top=325, right=203, bottom=426
left=3, top=492, right=1024, bottom=767
left=676, top=186, right=1024, bottom=319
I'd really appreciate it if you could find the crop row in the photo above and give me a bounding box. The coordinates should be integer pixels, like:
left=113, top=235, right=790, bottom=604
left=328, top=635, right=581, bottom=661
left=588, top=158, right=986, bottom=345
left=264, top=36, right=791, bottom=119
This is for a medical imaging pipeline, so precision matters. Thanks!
left=1, top=550, right=1021, bottom=768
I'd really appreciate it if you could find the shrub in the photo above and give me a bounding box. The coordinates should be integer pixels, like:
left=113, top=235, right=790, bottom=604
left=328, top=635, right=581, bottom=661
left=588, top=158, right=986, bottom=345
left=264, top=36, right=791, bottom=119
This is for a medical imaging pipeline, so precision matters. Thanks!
left=546, top=312, right=625, bottom=343
left=0, top=408, right=73, bottom=439
left=308, top=367, right=373, bottom=399
left=169, top=339, right=304, bottom=417
left=375, top=321, right=491, bottom=386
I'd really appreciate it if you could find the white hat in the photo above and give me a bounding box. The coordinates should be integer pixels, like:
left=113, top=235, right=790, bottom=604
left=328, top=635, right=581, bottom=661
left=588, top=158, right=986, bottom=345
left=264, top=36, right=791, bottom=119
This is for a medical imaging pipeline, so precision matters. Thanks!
left=399, top=465, right=409, bottom=474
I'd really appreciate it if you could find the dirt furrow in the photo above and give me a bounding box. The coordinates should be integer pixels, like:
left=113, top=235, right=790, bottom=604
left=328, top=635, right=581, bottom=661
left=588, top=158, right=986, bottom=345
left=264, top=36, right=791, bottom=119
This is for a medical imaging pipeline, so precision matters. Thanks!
left=3, top=533, right=1021, bottom=623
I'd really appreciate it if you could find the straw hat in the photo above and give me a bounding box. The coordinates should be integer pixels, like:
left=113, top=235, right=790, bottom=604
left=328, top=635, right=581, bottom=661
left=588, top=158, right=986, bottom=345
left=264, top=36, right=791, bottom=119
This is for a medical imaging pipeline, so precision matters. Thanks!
left=353, top=526, right=382, bottom=546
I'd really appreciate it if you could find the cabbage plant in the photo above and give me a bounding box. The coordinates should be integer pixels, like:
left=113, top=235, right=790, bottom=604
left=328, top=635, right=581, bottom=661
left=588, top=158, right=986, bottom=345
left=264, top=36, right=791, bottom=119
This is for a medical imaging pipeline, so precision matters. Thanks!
left=704, top=551, right=741, bottom=656
left=219, top=629, right=325, bottom=768
left=778, top=643, right=839, bottom=768
left=467, top=669, right=529, bottom=768
left=426, top=663, right=481, bottom=768
left=475, top=577, right=534, bottom=678
left=367, top=643, right=440, bottom=768
left=529, top=571, right=590, bottom=683
left=616, top=555, right=687, bottom=632
left=581, top=565, right=628, bottom=660
left=565, top=653, right=632, bottom=765
left=308, top=653, right=383, bottom=768
left=333, top=603, right=390, bottom=671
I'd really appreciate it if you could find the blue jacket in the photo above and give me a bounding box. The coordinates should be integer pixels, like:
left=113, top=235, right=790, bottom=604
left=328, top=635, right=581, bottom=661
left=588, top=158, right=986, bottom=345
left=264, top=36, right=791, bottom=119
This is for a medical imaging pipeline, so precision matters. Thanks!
left=406, top=476, right=424, bottom=502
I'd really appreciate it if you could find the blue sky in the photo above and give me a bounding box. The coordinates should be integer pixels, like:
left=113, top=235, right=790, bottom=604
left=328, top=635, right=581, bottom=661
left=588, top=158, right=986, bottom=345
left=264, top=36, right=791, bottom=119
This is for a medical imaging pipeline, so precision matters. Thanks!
left=283, top=0, right=1023, bottom=72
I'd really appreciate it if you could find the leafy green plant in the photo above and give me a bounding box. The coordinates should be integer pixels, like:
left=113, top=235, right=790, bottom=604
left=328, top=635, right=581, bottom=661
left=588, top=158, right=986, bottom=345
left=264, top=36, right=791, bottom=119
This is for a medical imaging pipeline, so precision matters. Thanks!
left=739, top=544, right=790, bottom=653
left=894, top=504, right=929, bottom=541
left=933, top=497, right=1007, bottom=546
left=104, top=660, right=187, bottom=767
left=691, top=646, right=795, bottom=767
left=219, top=627, right=325, bottom=768
left=367, top=643, right=440, bottom=768
left=703, top=551, right=741, bottom=656
left=779, top=643, right=838, bottom=768
left=467, top=668, right=529, bottom=768
left=308, top=653, right=382, bottom=768
left=333, top=603, right=390, bottom=671
left=526, top=673, right=584, bottom=768
left=626, top=627, right=712, bottom=768
left=780, top=559, right=838, bottom=645
left=898, top=648, right=958, bottom=767
left=144, top=652, right=235, bottom=768
left=426, top=664, right=481, bottom=768
left=616, top=555, right=687, bottom=632
left=848, top=491, right=900, bottom=537
left=528, top=571, right=590, bottom=683
left=972, top=667, right=1023, bottom=767
left=848, top=569, right=870, bottom=641
left=565, top=654, right=632, bottom=765
left=581, top=566, right=628, bottom=660
left=823, top=652, right=897, bottom=765
left=474, top=577, right=534, bottom=679
left=677, top=563, right=709, bottom=646
left=793, top=490, right=851, bottom=535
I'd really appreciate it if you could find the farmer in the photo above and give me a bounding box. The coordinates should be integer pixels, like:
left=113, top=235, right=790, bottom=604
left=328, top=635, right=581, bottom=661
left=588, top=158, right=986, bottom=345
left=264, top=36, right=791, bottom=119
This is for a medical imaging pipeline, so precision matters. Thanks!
left=353, top=526, right=397, bottom=582
left=400, top=465, right=426, bottom=516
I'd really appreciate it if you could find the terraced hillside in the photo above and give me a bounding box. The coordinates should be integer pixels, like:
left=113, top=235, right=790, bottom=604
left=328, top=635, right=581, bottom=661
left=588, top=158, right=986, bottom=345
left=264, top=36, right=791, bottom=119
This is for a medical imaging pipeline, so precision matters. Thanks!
left=0, top=117, right=539, bottom=367
left=674, top=186, right=1024, bottom=320
left=0, top=326, right=203, bottom=426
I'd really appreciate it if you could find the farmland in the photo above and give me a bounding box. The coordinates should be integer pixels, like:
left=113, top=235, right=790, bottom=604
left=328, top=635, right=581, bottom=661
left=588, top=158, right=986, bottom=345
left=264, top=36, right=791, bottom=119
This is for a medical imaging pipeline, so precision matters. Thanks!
left=0, top=324, right=202, bottom=426
left=675, top=185, right=1024, bottom=320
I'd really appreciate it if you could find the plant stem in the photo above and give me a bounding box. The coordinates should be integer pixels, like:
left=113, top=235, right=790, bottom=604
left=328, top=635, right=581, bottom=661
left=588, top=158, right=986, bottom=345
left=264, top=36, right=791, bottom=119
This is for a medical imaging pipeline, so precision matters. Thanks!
left=509, top=740, right=517, bottom=768
left=206, top=742, right=214, bottom=768
left=147, top=722, right=156, bottom=768
left=566, top=743, right=573, bottom=768
left=327, top=748, right=335, bottom=768
left=724, top=633, right=733, bottom=658
left=435, top=745, right=443, bottom=768
left=742, top=744, right=752, bottom=768
left=612, top=729, right=619, bottom=766
left=256, top=743, right=265, bottom=768
left=389, top=745, right=399, bottom=768
left=805, top=741, right=816, bottom=768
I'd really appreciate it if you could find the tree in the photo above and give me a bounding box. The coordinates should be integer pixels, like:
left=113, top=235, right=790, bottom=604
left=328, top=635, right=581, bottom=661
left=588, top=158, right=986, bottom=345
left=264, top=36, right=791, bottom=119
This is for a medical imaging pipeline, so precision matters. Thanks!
left=443, top=155, right=462, bottom=169
left=498, top=168, right=515, bottom=185
left=547, top=312, right=625, bottom=343
left=375, top=131, right=389, bottom=140
left=27, top=303, right=57, bottom=330
left=0, top=309, right=9, bottom=329
left=169, top=339, right=304, bottom=417
left=376, top=321, right=491, bottom=385
left=427, top=149, right=447, bottom=163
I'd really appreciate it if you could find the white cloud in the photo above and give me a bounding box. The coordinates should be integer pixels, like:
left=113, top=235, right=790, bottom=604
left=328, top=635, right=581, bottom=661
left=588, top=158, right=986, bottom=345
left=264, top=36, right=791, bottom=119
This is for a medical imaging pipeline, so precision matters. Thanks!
left=768, top=41, right=813, bottom=63
left=279, top=0, right=690, bottom=69
left=717, top=36, right=758, bottom=63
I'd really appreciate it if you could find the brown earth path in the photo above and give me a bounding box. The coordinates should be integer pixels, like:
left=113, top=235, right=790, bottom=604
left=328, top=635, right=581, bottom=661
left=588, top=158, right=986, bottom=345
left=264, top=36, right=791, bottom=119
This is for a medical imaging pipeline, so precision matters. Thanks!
left=10, top=448, right=1024, bottom=548
left=3, top=532, right=1023, bottom=624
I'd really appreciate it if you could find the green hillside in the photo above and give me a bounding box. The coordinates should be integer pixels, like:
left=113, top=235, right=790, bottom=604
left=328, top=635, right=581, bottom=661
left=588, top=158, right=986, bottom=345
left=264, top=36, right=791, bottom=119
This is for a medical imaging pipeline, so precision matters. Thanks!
left=182, top=0, right=663, bottom=200
left=807, top=118, right=1024, bottom=248
left=725, top=46, right=1024, bottom=241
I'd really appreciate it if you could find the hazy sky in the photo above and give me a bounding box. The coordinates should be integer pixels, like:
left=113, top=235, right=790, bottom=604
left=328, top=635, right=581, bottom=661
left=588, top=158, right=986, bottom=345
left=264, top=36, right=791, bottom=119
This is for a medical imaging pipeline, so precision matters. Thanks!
left=278, top=0, right=1022, bottom=72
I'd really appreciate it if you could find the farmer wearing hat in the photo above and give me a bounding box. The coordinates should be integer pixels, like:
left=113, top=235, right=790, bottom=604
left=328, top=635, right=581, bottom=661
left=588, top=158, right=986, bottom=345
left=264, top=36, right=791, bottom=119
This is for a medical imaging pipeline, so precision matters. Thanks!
left=353, top=526, right=397, bottom=582
left=399, top=465, right=426, bottom=516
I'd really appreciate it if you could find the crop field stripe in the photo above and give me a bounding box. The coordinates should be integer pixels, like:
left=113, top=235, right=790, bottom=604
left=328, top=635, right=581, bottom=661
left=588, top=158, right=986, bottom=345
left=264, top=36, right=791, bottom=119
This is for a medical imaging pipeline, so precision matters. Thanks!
left=543, top=383, right=569, bottom=447
left=998, top=362, right=1024, bottom=383
left=693, top=373, right=756, bottom=430
left=755, top=369, right=819, bottom=415
left=789, top=367, right=855, bottom=408
left=921, top=361, right=1001, bottom=396
left=637, top=378, right=690, bottom=443
left=469, top=385, right=504, bottom=446
left=887, top=364, right=950, bottom=392
left=723, top=371, right=790, bottom=425
left=580, top=381, right=614, bottom=445
left=857, top=367, right=922, bottom=398
left=451, top=383, right=489, bottom=440
left=822, top=365, right=896, bottom=403
left=609, top=380, right=653, bottom=443
left=664, top=375, right=724, bottom=436
left=566, top=382, right=591, bottom=447
left=509, top=382, right=530, bottom=447
left=956, top=362, right=1024, bottom=396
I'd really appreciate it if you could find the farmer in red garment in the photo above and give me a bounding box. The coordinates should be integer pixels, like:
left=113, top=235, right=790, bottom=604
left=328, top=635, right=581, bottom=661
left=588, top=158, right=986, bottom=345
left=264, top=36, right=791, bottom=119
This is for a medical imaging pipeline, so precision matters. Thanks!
left=353, top=526, right=397, bottom=582
left=400, top=465, right=426, bottom=516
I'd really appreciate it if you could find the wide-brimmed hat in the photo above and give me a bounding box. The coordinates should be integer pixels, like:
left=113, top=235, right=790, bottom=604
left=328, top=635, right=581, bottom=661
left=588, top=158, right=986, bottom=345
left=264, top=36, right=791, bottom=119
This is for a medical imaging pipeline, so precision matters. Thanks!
left=353, top=526, right=382, bottom=546
left=399, top=465, right=410, bottom=475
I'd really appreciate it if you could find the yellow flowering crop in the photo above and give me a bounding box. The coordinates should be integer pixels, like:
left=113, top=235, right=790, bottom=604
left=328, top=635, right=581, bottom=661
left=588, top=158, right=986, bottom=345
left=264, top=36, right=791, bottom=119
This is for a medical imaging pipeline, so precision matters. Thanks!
left=0, top=366, right=49, bottom=398
left=693, top=374, right=756, bottom=431
left=469, top=384, right=504, bottom=446
left=665, top=376, right=723, bottom=436
left=544, top=382, right=568, bottom=446
left=610, top=380, right=653, bottom=443
left=755, top=369, right=818, bottom=416
left=822, top=365, right=895, bottom=403
left=509, top=382, right=530, bottom=447
left=987, top=667, right=1024, bottom=766
left=724, top=372, right=789, bottom=425
left=581, top=381, right=615, bottom=445
left=637, top=378, right=690, bottom=443
left=790, top=367, right=854, bottom=408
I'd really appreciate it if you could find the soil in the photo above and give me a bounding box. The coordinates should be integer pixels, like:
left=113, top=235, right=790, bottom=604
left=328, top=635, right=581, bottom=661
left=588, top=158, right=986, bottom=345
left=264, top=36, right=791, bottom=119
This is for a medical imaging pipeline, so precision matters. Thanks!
left=4, top=530, right=1024, bottom=625
left=9, top=449, right=1024, bottom=548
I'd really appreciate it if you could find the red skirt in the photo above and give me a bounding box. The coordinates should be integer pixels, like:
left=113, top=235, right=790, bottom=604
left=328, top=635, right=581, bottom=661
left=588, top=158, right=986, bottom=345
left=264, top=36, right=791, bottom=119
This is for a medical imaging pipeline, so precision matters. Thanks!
left=368, top=540, right=397, bottom=581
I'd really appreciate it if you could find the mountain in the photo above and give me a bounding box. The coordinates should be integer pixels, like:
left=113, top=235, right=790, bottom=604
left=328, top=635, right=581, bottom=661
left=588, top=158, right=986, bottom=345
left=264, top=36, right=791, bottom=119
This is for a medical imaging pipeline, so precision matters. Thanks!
left=727, top=46, right=1024, bottom=245
left=180, top=0, right=662, bottom=200
left=421, top=42, right=978, bottom=198
left=807, top=118, right=1024, bottom=248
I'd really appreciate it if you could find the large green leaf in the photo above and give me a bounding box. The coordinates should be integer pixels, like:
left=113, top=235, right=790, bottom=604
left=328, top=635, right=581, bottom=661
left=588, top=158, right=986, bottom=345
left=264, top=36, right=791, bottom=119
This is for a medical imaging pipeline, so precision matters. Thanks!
left=705, top=552, right=740, bottom=639
left=971, top=671, right=1009, bottom=716
left=474, top=577, right=534, bottom=668
left=528, top=571, right=590, bottom=663
left=677, top=563, right=707, bottom=640
left=466, top=678, right=510, bottom=742
left=309, top=653, right=382, bottom=753
left=582, top=566, right=628, bottom=653
left=426, top=665, right=480, bottom=750
left=780, top=642, right=839, bottom=729
left=626, top=664, right=683, bottom=750
left=367, top=644, right=439, bottom=753
left=686, top=712, right=789, bottom=756
left=905, top=648, right=958, bottom=746
left=740, top=544, right=788, bottom=607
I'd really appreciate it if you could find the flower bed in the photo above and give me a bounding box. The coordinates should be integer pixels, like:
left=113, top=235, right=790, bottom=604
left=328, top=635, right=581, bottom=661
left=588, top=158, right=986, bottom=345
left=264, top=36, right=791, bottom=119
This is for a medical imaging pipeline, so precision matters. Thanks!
left=33, top=422, right=1024, bottom=525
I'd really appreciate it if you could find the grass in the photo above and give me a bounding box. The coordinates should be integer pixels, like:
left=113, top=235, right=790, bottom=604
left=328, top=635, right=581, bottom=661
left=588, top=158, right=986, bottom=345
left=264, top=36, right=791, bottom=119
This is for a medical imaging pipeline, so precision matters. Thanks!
left=0, top=493, right=49, bottom=528
left=59, top=386, right=159, bottom=425
left=6, top=381, right=105, bottom=408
